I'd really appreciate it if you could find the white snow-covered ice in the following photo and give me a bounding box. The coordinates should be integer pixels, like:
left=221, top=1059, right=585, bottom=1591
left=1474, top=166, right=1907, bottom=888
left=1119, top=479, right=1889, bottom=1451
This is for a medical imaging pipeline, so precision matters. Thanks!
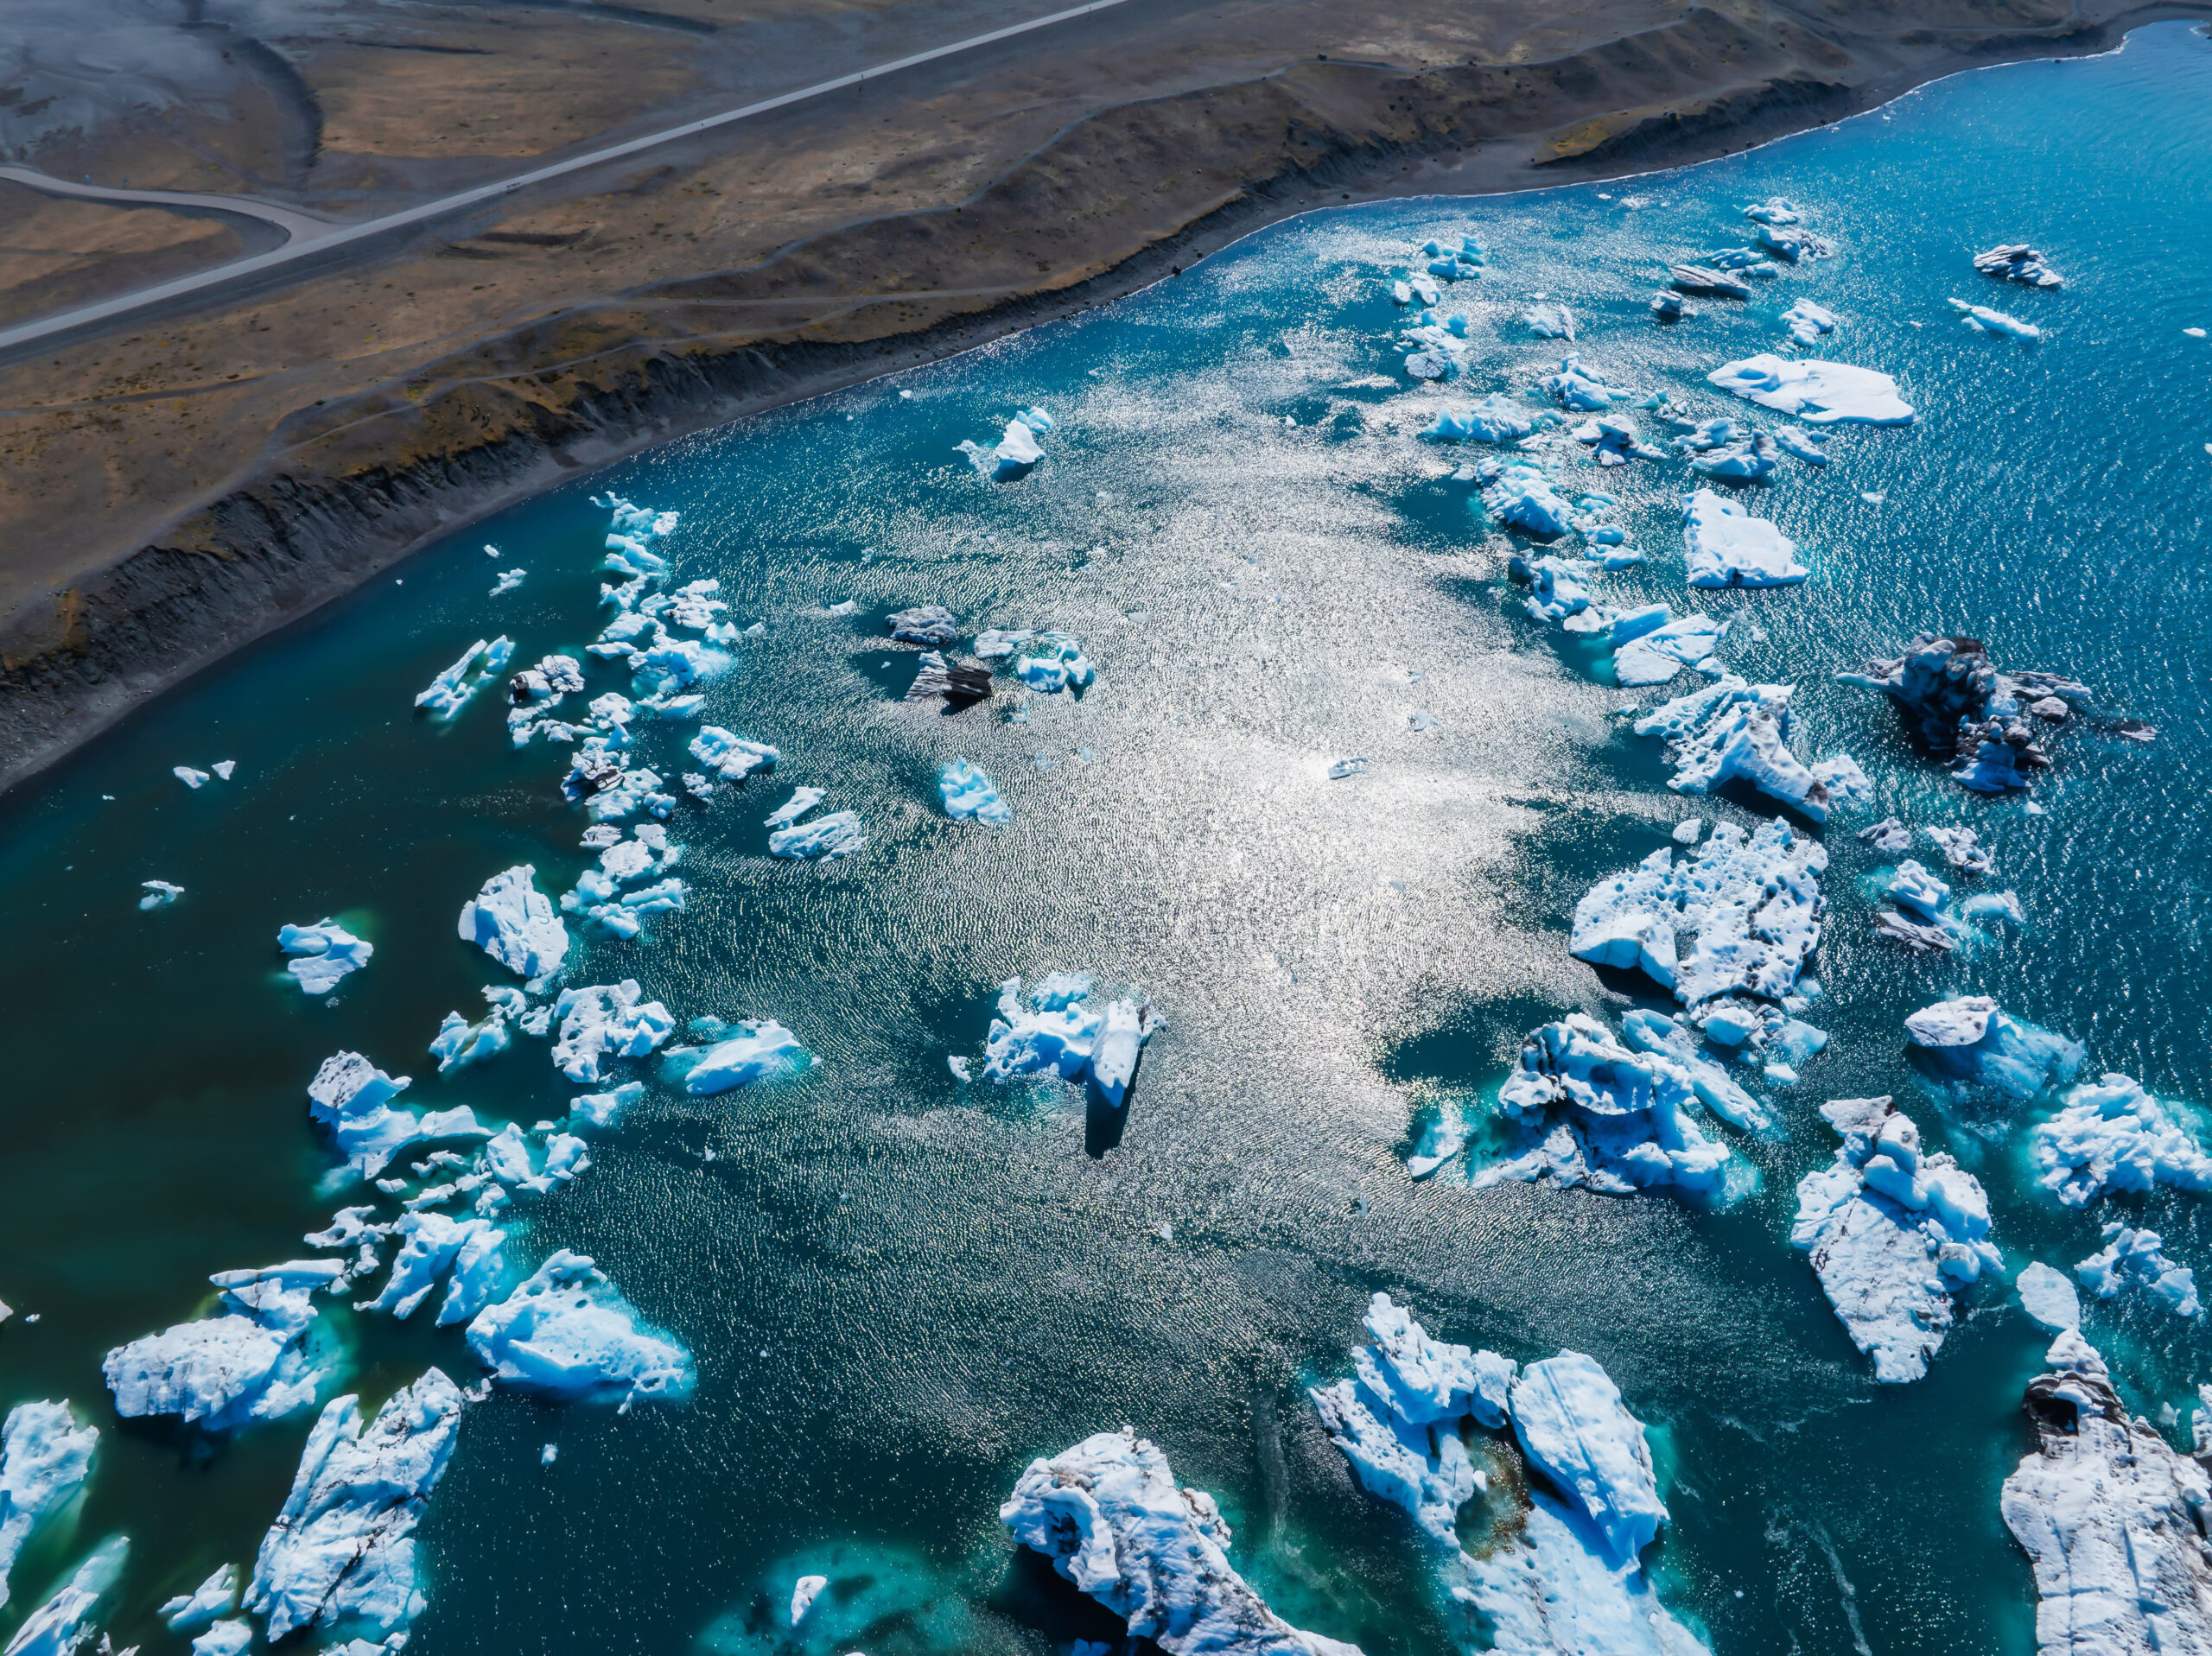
left=1706, top=354, right=1915, bottom=424
left=458, top=866, right=569, bottom=981
left=464, top=1252, right=695, bottom=1401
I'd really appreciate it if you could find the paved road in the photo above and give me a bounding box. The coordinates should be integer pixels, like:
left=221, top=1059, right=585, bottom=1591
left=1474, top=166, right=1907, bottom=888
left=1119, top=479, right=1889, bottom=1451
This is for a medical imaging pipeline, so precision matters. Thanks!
left=0, top=167, right=347, bottom=244
left=0, top=0, right=1135, bottom=357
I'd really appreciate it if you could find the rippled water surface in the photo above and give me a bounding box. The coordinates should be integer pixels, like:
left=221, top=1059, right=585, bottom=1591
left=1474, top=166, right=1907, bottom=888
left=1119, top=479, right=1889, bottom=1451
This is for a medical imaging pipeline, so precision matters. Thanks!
left=6, top=23, right=2212, bottom=1655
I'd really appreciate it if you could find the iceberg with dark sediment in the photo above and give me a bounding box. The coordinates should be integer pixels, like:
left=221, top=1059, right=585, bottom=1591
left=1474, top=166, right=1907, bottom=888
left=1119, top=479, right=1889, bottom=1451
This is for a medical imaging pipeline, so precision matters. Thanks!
left=983, top=974, right=1154, bottom=1107
left=7, top=1535, right=127, bottom=1656
left=0, top=1402, right=98, bottom=1604
left=769, top=809, right=868, bottom=860
left=2030, top=1073, right=2212, bottom=1208
left=1707, top=354, right=1915, bottom=424
left=415, top=637, right=517, bottom=720
left=550, top=981, right=676, bottom=1084
left=245, top=1367, right=463, bottom=1644
left=103, top=1259, right=346, bottom=1430
left=465, top=1252, right=695, bottom=1402
left=1838, top=633, right=2089, bottom=790
left=2000, top=1328, right=2212, bottom=1656
left=1791, top=1094, right=2001, bottom=1382
left=939, top=758, right=1011, bottom=825
left=278, top=919, right=373, bottom=994
left=1633, top=677, right=1860, bottom=822
left=1682, top=489, right=1805, bottom=587
left=1974, top=244, right=2063, bottom=287
left=308, top=1051, right=490, bottom=1179
left=1572, top=819, right=1827, bottom=1006
left=2077, top=1228, right=2200, bottom=1317
left=1000, top=1429, right=1363, bottom=1656
left=1671, top=263, right=1752, bottom=301
left=665, top=1019, right=812, bottom=1094
left=1904, top=996, right=2086, bottom=1101
left=458, top=866, right=569, bottom=981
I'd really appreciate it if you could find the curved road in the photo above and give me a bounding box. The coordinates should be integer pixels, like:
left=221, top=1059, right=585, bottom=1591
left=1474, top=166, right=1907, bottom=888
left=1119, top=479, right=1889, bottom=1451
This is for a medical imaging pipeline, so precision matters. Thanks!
left=0, top=0, right=1135, bottom=357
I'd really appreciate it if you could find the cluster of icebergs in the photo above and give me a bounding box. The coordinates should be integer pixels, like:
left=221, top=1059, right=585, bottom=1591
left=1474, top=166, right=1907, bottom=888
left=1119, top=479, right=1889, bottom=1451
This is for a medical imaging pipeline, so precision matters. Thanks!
left=979, top=974, right=1153, bottom=1109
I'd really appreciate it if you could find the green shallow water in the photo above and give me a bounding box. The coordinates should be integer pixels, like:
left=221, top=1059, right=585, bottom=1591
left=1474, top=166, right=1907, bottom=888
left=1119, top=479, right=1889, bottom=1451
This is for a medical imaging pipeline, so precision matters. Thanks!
left=5, top=22, right=2212, bottom=1654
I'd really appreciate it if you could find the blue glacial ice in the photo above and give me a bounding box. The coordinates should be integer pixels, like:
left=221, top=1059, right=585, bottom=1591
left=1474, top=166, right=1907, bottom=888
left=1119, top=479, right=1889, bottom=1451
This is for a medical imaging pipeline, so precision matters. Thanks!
left=0, top=1402, right=98, bottom=1604
left=1510, top=1353, right=1669, bottom=1568
left=770, top=810, right=868, bottom=860
left=1686, top=428, right=1782, bottom=481
left=2016, top=1261, right=2081, bottom=1331
left=983, top=974, right=1154, bottom=1107
left=465, top=1252, right=696, bottom=1402
left=1471, top=1013, right=1737, bottom=1198
left=1904, top=996, right=2086, bottom=1102
left=2076, top=1227, right=2200, bottom=1317
left=666, top=1020, right=813, bottom=1095
left=563, top=825, right=687, bottom=938
left=1573, top=416, right=1665, bottom=466
left=2029, top=1074, right=2212, bottom=1208
left=1923, top=824, right=1996, bottom=874
left=1611, top=613, right=1725, bottom=687
left=690, top=726, right=780, bottom=784
left=1421, top=396, right=1547, bottom=443
left=308, top=1050, right=490, bottom=1180
left=245, top=1367, right=464, bottom=1644
left=1774, top=426, right=1829, bottom=465
left=957, top=408, right=1051, bottom=479
left=189, top=1617, right=251, bottom=1655
left=1618, top=1008, right=1772, bottom=1131
left=490, top=568, right=524, bottom=597
left=939, top=758, right=1011, bottom=825
left=1949, top=298, right=2043, bottom=339
left=1706, top=354, right=1915, bottom=424
left=550, top=981, right=676, bottom=1083
left=1480, top=457, right=1580, bottom=537
left=360, top=1213, right=507, bottom=1324
left=103, top=1259, right=346, bottom=1430
left=763, top=787, right=825, bottom=828
left=458, top=866, right=569, bottom=981
left=1000, top=1428, right=1362, bottom=1656
left=482, top=1122, right=589, bottom=1200
left=1523, top=557, right=1592, bottom=624
left=1884, top=860, right=1951, bottom=923
left=1541, top=352, right=1634, bottom=410
left=7, top=1534, right=127, bottom=1656
left=1571, top=818, right=1827, bottom=1006
left=1745, top=198, right=1801, bottom=225
left=1013, top=632, right=1095, bottom=693
left=1791, top=1094, right=2002, bottom=1382
left=1780, top=298, right=1837, bottom=345
left=277, top=919, right=373, bottom=994
left=1633, top=676, right=1859, bottom=822
left=414, top=637, right=516, bottom=719
left=1973, top=244, right=2063, bottom=287
left=159, top=1564, right=239, bottom=1630
left=1681, top=488, right=1806, bottom=587
left=505, top=654, right=587, bottom=746
left=1755, top=221, right=1829, bottom=260
left=1524, top=303, right=1575, bottom=339
left=428, top=987, right=523, bottom=1073
left=139, top=880, right=184, bottom=910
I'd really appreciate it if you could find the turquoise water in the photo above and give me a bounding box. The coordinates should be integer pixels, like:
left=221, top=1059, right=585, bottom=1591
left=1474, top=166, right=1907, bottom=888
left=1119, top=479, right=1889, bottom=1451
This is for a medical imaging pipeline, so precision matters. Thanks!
left=5, top=22, right=2212, bottom=1654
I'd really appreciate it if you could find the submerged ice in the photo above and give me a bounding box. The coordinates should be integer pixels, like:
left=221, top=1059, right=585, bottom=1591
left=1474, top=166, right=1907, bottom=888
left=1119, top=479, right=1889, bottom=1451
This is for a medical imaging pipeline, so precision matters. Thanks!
left=0, top=1402, right=98, bottom=1603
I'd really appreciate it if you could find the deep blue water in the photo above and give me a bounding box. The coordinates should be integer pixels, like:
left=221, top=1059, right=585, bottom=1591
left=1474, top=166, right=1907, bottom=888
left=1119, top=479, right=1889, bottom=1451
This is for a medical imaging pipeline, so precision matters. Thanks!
left=3, top=22, right=2212, bottom=1656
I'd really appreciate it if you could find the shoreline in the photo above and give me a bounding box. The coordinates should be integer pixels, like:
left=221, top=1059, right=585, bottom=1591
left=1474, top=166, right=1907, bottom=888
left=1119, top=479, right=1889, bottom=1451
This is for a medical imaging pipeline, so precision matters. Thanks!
left=1, top=5, right=2200, bottom=798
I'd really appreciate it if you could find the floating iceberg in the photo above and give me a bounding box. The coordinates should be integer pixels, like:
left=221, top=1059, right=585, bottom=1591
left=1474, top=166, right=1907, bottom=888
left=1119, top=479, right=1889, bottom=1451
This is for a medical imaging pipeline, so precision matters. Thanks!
left=1620, top=1007, right=1773, bottom=1130
left=103, top=1259, right=345, bottom=1431
left=1686, top=428, right=1782, bottom=481
left=550, top=981, right=676, bottom=1084
left=939, top=758, right=1011, bottom=825
left=973, top=629, right=1035, bottom=659
left=569, top=1081, right=644, bottom=1130
left=1013, top=632, right=1095, bottom=694
left=958, top=408, right=1051, bottom=479
left=490, top=568, right=524, bottom=597
left=1481, top=457, right=1579, bottom=538
left=1707, top=354, right=1914, bottom=424
left=1838, top=633, right=2088, bottom=786
left=428, top=988, right=519, bottom=1073
left=1000, top=1429, right=1362, bottom=1656
left=361, top=1212, right=508, bottom=1325
left=307, top=1050, right=490, bottom=1179
left=1510, top=1354, right=1669, bottom=1568
left=458, top=866, right=569, bottom=981
left=1681, top=489, right=1805, bottom=587
left=1541, top=352, right=1633, bottom=410
left=2017, top=1262, right=2081, bottom=1331
left=1923, top=825, right=1995, bottom=874
left=887, top=606, right=957, bottom=645
left=667, top=1020, right=812, bottom=1095
left=1904, top=996, right=2085, bottom=1101
left=1632, top=677, right=1852, bottom=822
left=790, top=1573, right=827, bottom=1626
left=465, top=1252, right=695, bottom=1402
left=1775, top=425, right=1829, bottom=464
left=983, top=975, right=1154, bottom=1107
left=140, top=880, right=185, bottom=910
left=690, top=726, right=779, bottom=784
left=2000, top=1329, right=2212, bottom=1656
left=1612, top=613, right=1724, bottom=687
left=1780, top=298, right=1836, bottom=344
left=1524, top=556, right=1592, bottom=624
left=2077, top=1228, right=2200, bottom=1317
left=278, top=919, right=373, bottom=994
left=1572, top=819, right=1827, bottom=1006
left=769, top=810, right=868, bottom=860
left=414, top=637, right=516, bottom=719
left=1758, top=222, right=1829, bottom=262
left=1744, top=197, right=1801, bottom=225
left=1572, top=416, right=1664, bottom=466
left=245, top=1368, right=463, bottom=1643
left=1885, top=860, right=1951, bottom=923
left=1670, top=263, right=1752, bottom=301
left=159, top=1564, right=238, bottom=1631
left=1422, top=395, right=1545, bottom=443
left=0, top=1402, right=98, bottom=1604
left=1791, top=1094, right=2001, bottom=1382
left=1949, top=297, right=2042, bottom=339
left=2029, top=1073, right=2212, bottom=1208
left=906, top=649, right=994, bottom=705
left=1974, top=244, right=2063, bottom=287
left=7, top=1535, right=127, bottom=1656
left=763, top=787, right=824, bottom=829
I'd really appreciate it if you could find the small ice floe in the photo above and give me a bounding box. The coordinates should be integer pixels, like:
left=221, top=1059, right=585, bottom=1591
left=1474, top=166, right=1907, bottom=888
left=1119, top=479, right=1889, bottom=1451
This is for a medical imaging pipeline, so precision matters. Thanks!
left=1541, top=352, right=1633, bottom=410
left=939, top=758, right=1011, bottom=825
left=972, top=628, right=1035, bottom=659
left=2076, top=1227, right=2199, bottom=1317
left=1780, top=298, right=1837, bottom=345
left=1628, top=1006, right=1783, bottom=1127
left=459, top=866, right=569, bottom=980
left=1610, top=612, right=1725, bottom=687
left=688, top=726, right=779, bottom=785
left=2016, top=1261, right=2080, bottom=1331
left=1904, top=994, right=2085, bottom=1102
left=482, top=1125, right=589, bottom=1202
left=984, top=974, right=1154, bottom=1109
left=1687, top=428, right=1783, bottom=481
left=1524, top=303, right=1575, bottom=340
left=1012, top=632, right=1094, bottom=694
left=1421, top=395, right=1547, bottom=443
left=1756, top=221, right=1829, bottom=262
left=1478, top=455, right=1581, bottom=537
left=2029, top=1073, right=2212, bottom=1208
left=139, top=880, right=184, bottom=910
left=103, top=1259, right=346, bottom=1430
left=1670, top=263, right=1752, bottom=301
left=1707, top=354, right=1914, bottom=424
left=429, top=986, right=524, bottom=1073
left=1745, top=197, right=1801, bottom=225
left=1682, top=488, right=1805, bottom=586
left=158, top=1564, right=239, bottom=1632
left=550, top=981, right=676, bottom=1084
left=1948, top=298, right=2042, bottom=339
left=1572, top=417, right=1664, bottom=466
left=175, top=765, right=211, bottom=789
left=465, top=1252, right=695, bottom=1401
left=415, top=637, right=516, bottom=719
left=569, top=1081, right=645, bottom=1130
left=1632, top=676, right=1860, bottom=822
left=1791, top=1094, right=2001, bottom=1382
left=1858, top=816, right=1914, bottom=854
left=308, top=1050, right=490, bottom=1179
left=887, top=605, right=958, bottom=646
left=1572, top=818, right=1826, bottom=1006
left=0, top=1401, right=99, bottom=1602
left=1923, top=825, right=1994, bottom=874
left=2001, top=1327, right=2212, bottom=1656
left=957, top=407, right=1052, bottom=479
left=360, top=1212, right=509, bottom=1323
left=789, top=1574, right=827, bottom=1626
left=277, top=919, right=373, bottom=994
left=1469, top=1013, right=1738, bottom=1199
left=769, top=810, right=867, bottom=860
left=1774, top=425, right=1828, bottom=465
left=562, top=825, right=687, bottom=939
left=505, top=654, right=586, bottom=746
left=8, top=1536, right=128, bottom=1656
left=1421, top=235, right=1485, bottom=280
left=664, top=1018, right=812, bottom=1094
left=1327, top=758, right=1368, bottom=780
left=243, top=1367, right=464, bottom=1645
left=1649, top=289, right=1691, bottom=320
left=1974, top=244, right=2063, bottom=287
left=595, top=495, right=680, bottom=577
left=491, top=568, right=525, bottom=597
left=1838, top=633, right=2091, bottom=791
left=1001, top=1430, right=1362, bottom=1656
left=763, top=787, right=825, bottom=829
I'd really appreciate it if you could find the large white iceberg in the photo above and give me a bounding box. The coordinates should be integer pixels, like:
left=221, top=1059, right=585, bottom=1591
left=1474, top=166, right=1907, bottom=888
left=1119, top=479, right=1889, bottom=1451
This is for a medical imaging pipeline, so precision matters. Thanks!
left=2000, top=1329, right=2212, bottom=1656
left=360, top=1213, right=507, bottom=1326
left=0, top=1403, right=98, bottom=1604
left=1611, top=613, right=1725, bottom=687
left=103, top=1259, right=346, bottom=1430
left=1013, top=632, right=1095, bottom=694
left=458, top=866, right=569, bottom=981
left=1949, top=297, right=2042, bottom=339
left=465, top=1251, right=695, bottom=1402
left=307, top=1050, right=490, bottom=1179
left=276, top=919, right=373, bottom=995
left=2029, top=1074, right=2212, bottom=1208
left=1681, top=488, right=1806, bottom=587
left=1706, top=354, right=1914, bottom=424
left=982, top=974, right=1154, bottom=1108
left=690, top=726, right=779, bottom=784
left=244, top=1368, right=464, bottom=1643
left=1633, top=676, right=1859, bottom=822
left=1904, top=996, right=2085, bottom=1101
left=1000, top=1429, right=1362, bottom=1656
left=957, top=407, right=1051, bottom=479
left=1571, top=819, right=1826, bottom=1006
left=1790, top=1095, right=2001, bottom=1382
